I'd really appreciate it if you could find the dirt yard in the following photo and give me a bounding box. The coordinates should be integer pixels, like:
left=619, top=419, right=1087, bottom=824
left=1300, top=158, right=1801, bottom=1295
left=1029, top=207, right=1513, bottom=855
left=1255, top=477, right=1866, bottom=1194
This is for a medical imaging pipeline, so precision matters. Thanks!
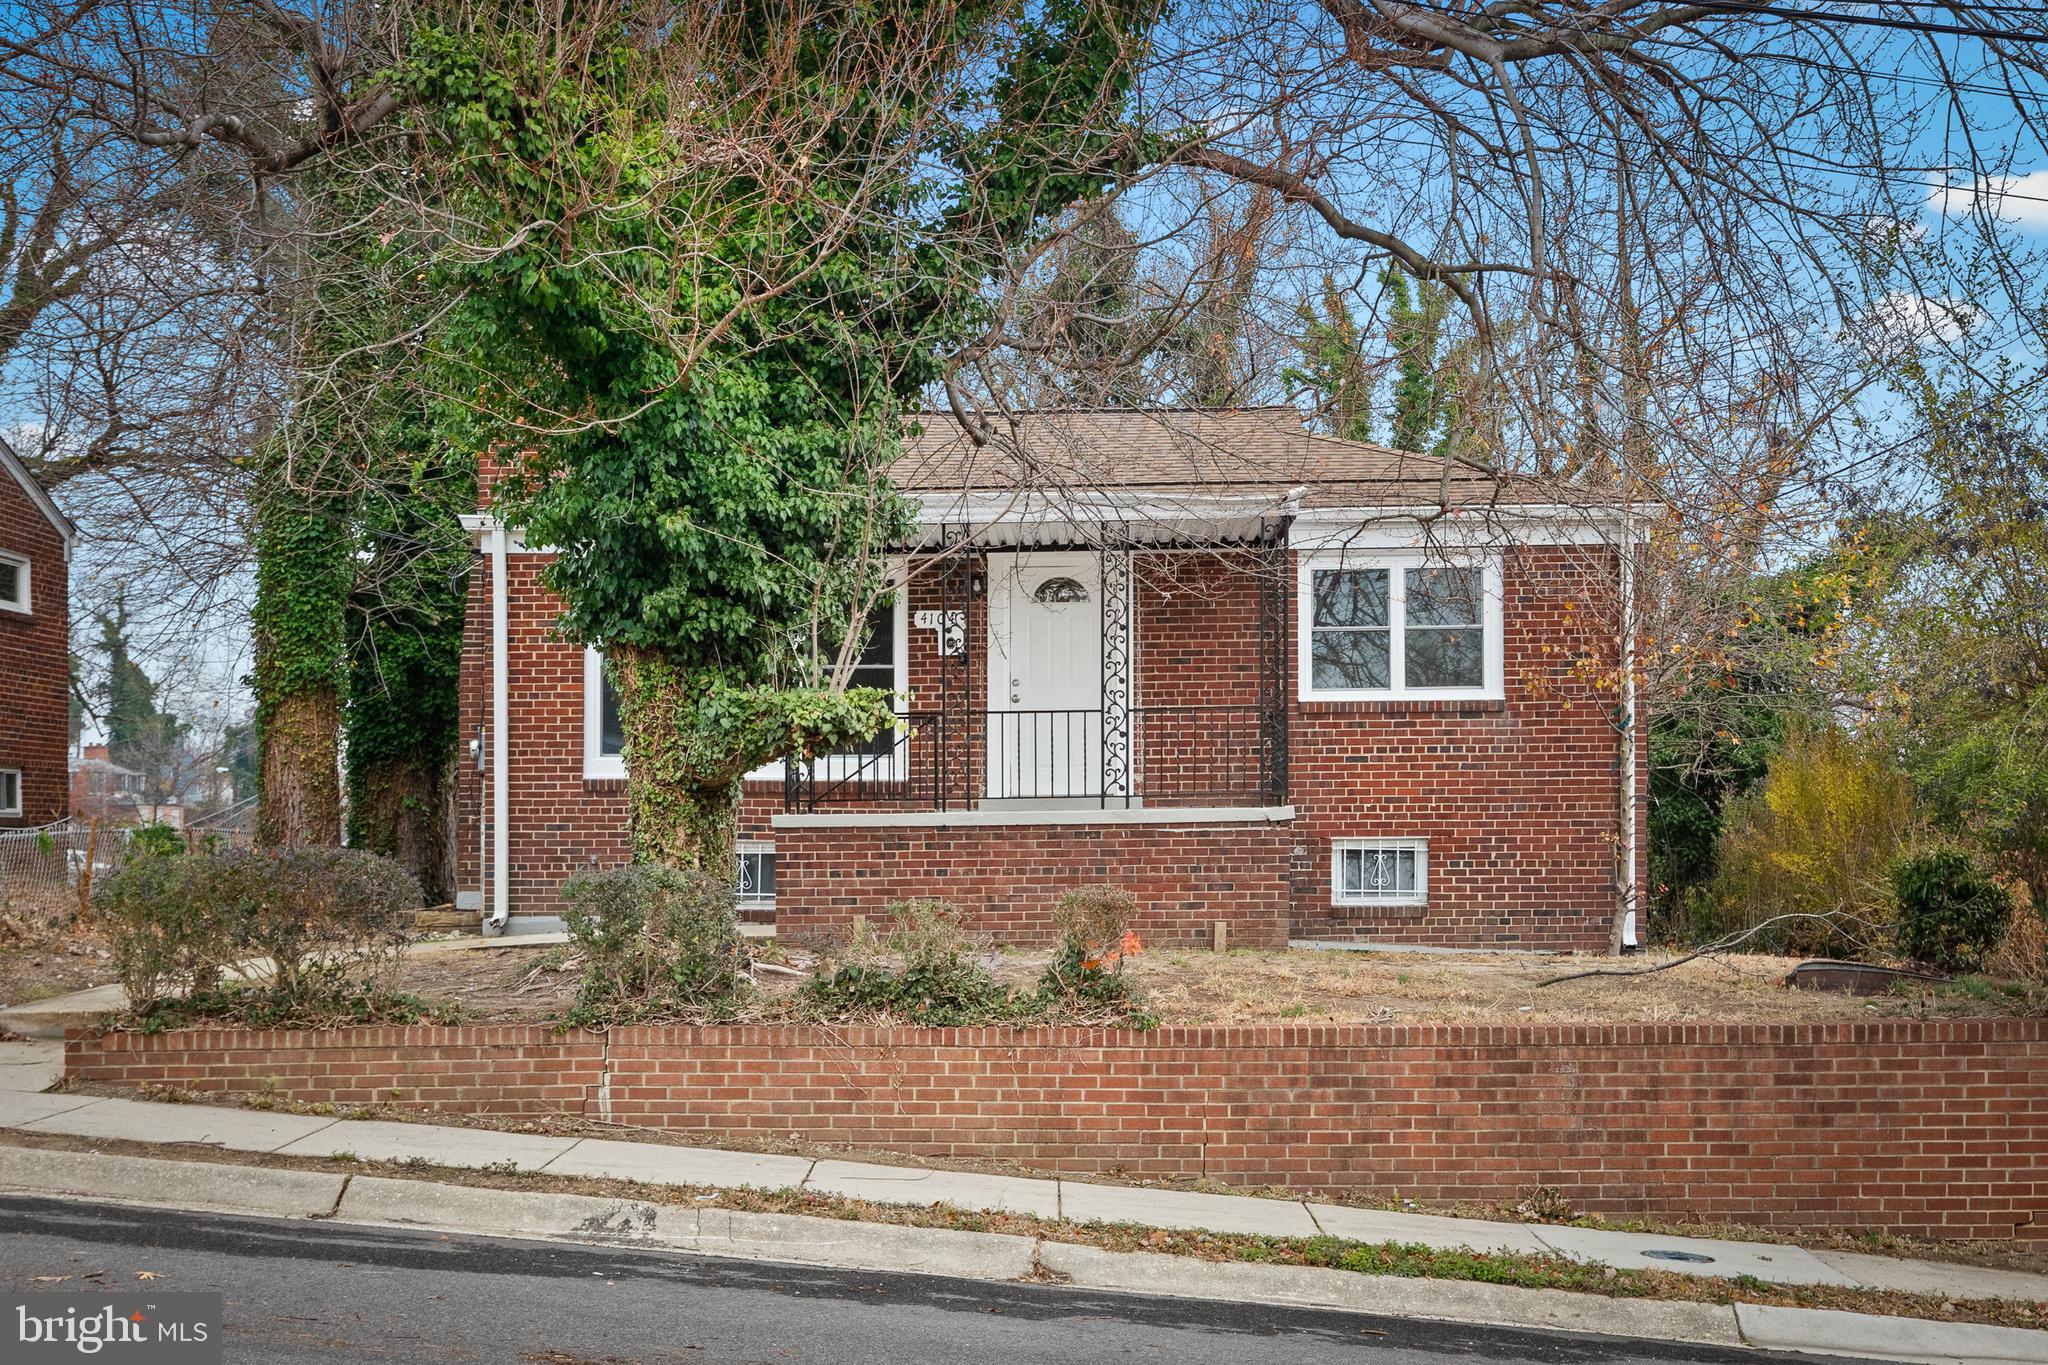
left=387, top=939, right=2044, bottom=1026
left=0, top=898, right=118, bottom=1008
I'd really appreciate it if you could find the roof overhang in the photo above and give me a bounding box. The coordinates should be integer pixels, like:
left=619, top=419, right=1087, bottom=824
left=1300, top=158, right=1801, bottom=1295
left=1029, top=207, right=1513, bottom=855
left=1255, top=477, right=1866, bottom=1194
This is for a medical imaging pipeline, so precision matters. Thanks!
left=0, top=435, right=78, bottom=555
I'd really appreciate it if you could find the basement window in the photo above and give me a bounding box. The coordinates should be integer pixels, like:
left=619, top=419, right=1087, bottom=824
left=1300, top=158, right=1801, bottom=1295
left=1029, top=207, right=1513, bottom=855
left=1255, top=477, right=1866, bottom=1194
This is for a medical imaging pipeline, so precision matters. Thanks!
left=738, top=842, right=777, bottom=908
left=1332, top=838, right=1427, bottom=907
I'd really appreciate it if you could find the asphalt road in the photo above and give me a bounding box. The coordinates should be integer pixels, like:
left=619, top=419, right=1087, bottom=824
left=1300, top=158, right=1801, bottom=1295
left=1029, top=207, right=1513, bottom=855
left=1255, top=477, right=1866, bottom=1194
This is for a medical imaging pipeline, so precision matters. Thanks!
left=0, top=1196, right=1855, bottom=1365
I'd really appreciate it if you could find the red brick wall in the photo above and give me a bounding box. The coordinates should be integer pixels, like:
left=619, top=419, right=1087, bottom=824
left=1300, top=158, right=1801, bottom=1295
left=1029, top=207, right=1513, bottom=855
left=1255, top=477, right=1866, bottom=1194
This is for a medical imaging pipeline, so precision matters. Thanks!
left=1287, top=544, right=1634, bottom=949
left=0, top=472, right=69, bottom=828
left=456, top=540, right=1639, bottom=952
left=772, top=816, right=1293, bottom=946
left=69, top=1018, right=2048, bottom=1241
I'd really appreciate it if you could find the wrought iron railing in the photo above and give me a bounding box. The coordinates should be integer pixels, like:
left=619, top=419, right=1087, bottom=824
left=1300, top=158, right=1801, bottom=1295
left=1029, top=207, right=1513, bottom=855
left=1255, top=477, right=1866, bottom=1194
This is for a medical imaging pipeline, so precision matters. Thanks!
left=782, top=704, right=1282, bottom=811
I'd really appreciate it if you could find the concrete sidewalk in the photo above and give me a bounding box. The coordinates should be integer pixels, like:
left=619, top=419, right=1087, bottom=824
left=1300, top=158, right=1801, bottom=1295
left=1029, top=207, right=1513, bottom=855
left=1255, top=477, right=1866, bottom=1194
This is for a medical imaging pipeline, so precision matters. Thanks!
left=1, top=1035, right=2044, bottom=1307
left=5, top=1145, right=2048, bottom=1364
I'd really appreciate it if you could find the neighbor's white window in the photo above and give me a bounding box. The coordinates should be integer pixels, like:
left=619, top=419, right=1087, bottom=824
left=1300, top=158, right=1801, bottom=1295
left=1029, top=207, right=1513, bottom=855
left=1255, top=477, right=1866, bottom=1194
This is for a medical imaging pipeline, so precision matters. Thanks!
left=0, top=550, right=28, bottom=613
left=1298, top=551, right=1501, bottom=700
left=0, top=769, right=21, bottom=817
left=737, top=842, right=777, bottom=908
left=1332, top=838, right=1428, bottom=907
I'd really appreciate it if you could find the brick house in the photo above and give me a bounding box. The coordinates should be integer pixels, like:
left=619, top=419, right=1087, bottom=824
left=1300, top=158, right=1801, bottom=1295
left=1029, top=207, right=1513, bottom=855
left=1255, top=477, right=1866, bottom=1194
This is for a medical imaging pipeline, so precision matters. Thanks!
left=458, top=408, right=1649, bottom=950
left=0, top=438, right=76, bottom=829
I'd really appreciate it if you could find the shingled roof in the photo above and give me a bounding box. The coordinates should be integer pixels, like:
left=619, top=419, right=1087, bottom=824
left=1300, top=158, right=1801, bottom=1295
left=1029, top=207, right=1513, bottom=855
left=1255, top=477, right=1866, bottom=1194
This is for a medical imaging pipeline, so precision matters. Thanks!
left=894, top=406, right=1618, bottom=511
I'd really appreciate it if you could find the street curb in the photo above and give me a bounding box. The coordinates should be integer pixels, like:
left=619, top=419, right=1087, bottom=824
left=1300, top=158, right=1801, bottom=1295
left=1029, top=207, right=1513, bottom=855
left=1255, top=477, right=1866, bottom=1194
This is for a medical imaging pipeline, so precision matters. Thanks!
left=1734, top=1303, right=2048, bottom=1364
left=328, top=1175, right=1040, bottom=1280
left=4, top=1147, right=2047, bottom=1364
left=1039, top=1240, right=1747, bottom=1347
left=0, top=1145, right=347, bottom=1220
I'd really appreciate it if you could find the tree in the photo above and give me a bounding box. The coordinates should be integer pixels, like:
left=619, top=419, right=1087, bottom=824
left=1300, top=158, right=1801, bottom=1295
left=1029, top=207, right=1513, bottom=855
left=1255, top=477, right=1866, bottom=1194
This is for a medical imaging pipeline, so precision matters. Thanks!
left=95, top=595, right=188, bottom=801
left=1285, top=275, right=1374, bottom=442
left=1866, top=382, right=2048, bottom=913
left=343, top=407, right=472, bottom=902
left=364, top=1, right=1157, bottom=879
left=250, top=445, right=352, bottom=848
left=1382, top=264, right=1457, bottom=454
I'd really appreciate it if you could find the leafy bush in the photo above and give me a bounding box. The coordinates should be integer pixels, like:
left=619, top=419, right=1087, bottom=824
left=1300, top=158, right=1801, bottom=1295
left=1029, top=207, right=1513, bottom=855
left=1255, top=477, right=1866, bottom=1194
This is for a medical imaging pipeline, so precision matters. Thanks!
left=1036, top=885, right=1146, bottom=1015
left=97, top=846, right=425, bottom=1025
left=560, top=865, right=750, bottom=1023
left=1889, top=845, right=2014, bottom=973
left=128, top=824, right=187, bottom=859
left=1700, top=726, right=1913, bottom=956
left=801, top=900, right=1018, bottom=1025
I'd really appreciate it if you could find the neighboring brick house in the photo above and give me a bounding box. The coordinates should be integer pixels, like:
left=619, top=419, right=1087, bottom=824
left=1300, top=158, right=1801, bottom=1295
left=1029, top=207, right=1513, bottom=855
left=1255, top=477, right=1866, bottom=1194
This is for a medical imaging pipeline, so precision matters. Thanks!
left=0, top=439, right=76, bottom=828
left=458, top=408, right=1650, bottom=950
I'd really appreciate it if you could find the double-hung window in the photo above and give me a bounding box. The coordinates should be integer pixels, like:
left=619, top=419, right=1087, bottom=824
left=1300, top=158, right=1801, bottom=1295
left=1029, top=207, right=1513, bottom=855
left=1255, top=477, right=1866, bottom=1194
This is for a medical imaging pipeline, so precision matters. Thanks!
left=584, top=592, right=905, bottom=781
left=1299, top=553, right=1500, bottom=700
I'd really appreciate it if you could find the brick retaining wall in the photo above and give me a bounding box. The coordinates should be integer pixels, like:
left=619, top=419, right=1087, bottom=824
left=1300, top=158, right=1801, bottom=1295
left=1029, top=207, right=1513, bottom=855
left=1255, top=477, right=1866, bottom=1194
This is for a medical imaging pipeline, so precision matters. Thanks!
left=67, top=1018, right=2048, bottom=1241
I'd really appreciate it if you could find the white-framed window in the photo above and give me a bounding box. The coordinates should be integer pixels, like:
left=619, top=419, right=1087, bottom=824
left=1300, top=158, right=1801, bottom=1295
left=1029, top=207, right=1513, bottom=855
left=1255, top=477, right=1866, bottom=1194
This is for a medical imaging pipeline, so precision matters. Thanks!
left=737, top=841, right=776, bottom=908
left=1298, top=551, right=1502, bottom=701
left=0, top=768, right=21, bottom=817
left=583, top=591, right=909, bottom=781
left=1332, top=838, right=1428, bottom=907
left=0, top=550, right=28, bottom=614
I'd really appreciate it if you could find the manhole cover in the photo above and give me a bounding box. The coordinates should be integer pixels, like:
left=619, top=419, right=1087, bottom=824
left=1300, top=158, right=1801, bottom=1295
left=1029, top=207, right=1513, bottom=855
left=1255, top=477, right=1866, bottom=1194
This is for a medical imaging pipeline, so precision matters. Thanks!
left=1642, top=1250, right=1716, bottom=1264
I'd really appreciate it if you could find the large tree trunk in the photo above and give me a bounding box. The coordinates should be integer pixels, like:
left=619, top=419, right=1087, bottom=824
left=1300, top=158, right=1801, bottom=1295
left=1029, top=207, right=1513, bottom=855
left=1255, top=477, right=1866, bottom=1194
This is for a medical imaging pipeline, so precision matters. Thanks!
left=258, top=687, right=343, bottom=846
left=608, top=645, right=743, bottom=883
left=251, top=457, right=353, bottom=848
left=348, top=751, right=454, bottom=901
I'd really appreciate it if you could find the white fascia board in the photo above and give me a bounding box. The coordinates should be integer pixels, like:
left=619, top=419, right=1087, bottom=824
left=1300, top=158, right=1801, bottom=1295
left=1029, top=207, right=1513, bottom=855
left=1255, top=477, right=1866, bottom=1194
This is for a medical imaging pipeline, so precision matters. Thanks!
left=1289, top=503, right=1656, bottom=550
left=458, top=514, right=544, bottom=553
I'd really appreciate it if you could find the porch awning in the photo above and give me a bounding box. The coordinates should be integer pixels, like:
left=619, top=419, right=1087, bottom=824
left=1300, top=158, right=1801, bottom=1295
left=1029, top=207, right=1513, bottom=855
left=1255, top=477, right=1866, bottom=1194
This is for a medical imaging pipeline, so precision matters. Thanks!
left=902, top=488, right=1295, bottom=549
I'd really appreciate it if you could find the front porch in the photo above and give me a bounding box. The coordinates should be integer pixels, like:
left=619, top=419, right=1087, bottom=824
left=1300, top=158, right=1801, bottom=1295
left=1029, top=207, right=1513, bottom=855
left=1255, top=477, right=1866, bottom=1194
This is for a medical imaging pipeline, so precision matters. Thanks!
left=768, top=520, right=1299, bottom=946
left=783, top=520, right=1293, bottom=817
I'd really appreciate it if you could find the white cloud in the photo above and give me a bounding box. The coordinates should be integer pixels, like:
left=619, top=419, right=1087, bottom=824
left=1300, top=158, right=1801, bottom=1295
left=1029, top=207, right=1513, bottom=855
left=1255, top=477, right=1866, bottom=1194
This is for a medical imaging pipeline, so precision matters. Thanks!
left=1849, top=290, right=1978, bottom=354
left=1926, top=169, right=2048, bottom=231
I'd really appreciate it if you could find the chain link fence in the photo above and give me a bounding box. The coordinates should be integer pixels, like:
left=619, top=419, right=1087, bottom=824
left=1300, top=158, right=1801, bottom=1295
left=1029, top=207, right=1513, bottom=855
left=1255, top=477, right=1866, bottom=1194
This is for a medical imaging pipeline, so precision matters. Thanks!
left=1, top=804, right=256, bottom=930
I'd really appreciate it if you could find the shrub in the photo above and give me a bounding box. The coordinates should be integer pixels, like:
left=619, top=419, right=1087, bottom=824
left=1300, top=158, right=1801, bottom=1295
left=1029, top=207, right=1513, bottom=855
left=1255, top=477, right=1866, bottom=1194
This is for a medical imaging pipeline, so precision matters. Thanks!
left=97, top=846, right=424, bottom=1025
left=1985, top=895, right=2046, bottom=984
left=1889, top=845, right=2014, bottom=973
left=1037, top=885, right=1146, bottom=1015
left=221, top=847, right=418, bottom=999
left=801, top=899, right=1017, bottom=1025
left=560, top=865, right=750, bottom=1023
left=97, top=854, right=233, bottom=1013
left=1701, top=726, right=1913, bottom=956
left=128, top=824, right=187, bottom=859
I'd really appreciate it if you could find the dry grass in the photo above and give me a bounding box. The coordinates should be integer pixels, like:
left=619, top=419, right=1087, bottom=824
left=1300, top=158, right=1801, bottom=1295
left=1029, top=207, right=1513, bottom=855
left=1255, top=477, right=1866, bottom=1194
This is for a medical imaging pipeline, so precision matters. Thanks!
left=381, top=940, right=2043, bottom=1027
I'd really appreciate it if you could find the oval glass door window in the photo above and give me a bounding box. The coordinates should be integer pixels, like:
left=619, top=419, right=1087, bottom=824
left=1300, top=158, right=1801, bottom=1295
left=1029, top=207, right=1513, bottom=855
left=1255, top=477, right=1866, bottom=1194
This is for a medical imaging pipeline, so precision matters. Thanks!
left=1033, top=576, right=1090, bottom=605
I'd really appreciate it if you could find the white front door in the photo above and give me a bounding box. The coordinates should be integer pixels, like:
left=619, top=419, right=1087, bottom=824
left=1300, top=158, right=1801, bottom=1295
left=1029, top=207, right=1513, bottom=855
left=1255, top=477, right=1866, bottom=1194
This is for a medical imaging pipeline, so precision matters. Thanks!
left=987, top=553, right=1103, bottom=800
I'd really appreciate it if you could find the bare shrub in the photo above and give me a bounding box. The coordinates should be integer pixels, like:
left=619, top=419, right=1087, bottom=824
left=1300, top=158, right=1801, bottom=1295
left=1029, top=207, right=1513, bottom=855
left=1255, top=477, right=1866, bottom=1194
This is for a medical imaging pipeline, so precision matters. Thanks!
left=96, top=846, right=423, bottom=1024
left=560, top=865, right=750, bottom=1024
